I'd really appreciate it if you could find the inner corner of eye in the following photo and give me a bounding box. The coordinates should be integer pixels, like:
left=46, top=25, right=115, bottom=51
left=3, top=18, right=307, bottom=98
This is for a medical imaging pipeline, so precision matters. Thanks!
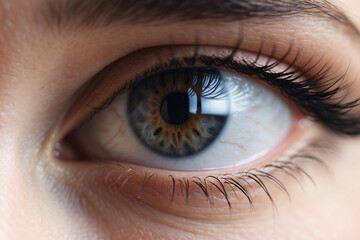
left=56, top=67, right=300, bottom=171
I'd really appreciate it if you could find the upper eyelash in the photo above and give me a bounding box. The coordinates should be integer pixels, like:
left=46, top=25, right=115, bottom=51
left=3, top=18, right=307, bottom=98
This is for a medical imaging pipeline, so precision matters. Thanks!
left=197, top=53, right=360, bottom=136
left=90, top=44, right=360, bottom=136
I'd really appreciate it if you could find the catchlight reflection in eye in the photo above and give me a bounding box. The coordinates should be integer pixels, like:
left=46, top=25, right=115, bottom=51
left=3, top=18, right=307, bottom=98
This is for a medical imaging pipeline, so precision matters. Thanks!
left=70, top=68, right=295, bottom=171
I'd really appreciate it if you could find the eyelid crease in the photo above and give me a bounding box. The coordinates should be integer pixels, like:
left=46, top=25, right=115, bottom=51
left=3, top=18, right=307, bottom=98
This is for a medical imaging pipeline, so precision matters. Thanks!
left=88, top=44, right=360, bottom=136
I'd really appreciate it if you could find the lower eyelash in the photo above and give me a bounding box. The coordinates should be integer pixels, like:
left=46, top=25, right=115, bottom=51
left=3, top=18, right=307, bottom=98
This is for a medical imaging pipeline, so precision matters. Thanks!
left=103, top=140, right=334, bottom=210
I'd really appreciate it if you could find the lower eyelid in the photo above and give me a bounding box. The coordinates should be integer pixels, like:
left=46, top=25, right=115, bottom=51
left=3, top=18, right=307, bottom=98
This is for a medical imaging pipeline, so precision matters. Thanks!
left=77, top=128, right=333, bottom=221
left=47, top=108, right=335, bottom=224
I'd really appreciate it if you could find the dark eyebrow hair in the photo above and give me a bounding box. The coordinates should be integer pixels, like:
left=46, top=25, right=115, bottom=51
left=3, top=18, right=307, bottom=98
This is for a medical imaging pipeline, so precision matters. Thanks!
left=46, top=0, right=359, bottom=34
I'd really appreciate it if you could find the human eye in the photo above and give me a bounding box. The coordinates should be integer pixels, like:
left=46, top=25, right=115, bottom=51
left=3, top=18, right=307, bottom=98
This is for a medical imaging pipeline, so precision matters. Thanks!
left=53, top=39, right=360, bottom=216
left=2, top=0, right=360, bottom=237
left=64, top=50, right=297, bottom=171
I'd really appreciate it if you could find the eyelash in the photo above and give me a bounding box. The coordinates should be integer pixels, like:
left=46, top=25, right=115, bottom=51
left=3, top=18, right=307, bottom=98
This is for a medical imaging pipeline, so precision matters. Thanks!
left=76, top=43, right=356, bottom=208
left=91, top=44, right=360, bottom=136
left=104, top=140, right=332, bottom=208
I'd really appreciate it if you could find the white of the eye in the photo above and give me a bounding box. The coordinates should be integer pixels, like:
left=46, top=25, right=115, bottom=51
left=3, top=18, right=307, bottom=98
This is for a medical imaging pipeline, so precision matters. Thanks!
left=76, top=70, right=294, bottom=171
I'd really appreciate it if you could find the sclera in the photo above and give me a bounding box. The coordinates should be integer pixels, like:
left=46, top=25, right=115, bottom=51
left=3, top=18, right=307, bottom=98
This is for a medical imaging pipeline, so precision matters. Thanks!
left=73, top=69, right=294, bottom=171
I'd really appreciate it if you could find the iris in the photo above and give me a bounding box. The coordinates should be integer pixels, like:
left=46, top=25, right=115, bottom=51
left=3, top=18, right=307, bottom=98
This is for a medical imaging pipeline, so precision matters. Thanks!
left=127, top=68, right=230, bottom=157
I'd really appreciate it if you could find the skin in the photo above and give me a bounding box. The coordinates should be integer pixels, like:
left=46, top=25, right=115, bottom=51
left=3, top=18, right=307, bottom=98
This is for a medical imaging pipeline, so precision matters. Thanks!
left=0, top=0, right=360, bottom=239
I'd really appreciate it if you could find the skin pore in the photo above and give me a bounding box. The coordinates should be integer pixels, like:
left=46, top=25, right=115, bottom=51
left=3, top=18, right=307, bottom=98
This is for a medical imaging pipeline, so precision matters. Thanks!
left=1, top=0, right=360, bottom=239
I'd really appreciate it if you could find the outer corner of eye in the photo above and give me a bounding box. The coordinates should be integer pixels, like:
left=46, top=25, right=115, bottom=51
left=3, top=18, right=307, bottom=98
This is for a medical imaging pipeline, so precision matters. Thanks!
left=55, top=66, right=304, bottom=173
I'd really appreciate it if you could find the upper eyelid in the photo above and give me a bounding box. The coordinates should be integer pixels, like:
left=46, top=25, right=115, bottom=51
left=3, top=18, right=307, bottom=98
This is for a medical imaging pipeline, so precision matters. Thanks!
left=84, top=45, right=360, bottom=136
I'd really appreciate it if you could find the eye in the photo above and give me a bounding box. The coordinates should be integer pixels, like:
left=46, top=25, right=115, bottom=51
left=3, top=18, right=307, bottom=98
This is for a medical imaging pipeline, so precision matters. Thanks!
left=54, top=44, right=359, bottom=212
left=66, top=66, right=296, bottom=171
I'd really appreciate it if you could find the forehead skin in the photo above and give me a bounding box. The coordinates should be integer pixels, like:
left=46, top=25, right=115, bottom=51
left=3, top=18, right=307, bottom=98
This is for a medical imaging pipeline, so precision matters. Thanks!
left=0, top=0, right=360, bottom=240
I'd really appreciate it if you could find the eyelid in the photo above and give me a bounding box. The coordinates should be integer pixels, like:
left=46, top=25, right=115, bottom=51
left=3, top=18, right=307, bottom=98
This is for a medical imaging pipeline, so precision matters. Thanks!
left=70, top=45, right=360, bottom=138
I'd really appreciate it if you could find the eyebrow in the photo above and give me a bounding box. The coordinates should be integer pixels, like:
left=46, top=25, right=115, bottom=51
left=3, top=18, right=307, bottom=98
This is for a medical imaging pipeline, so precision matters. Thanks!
left=46, top=0, right=359, bottom=35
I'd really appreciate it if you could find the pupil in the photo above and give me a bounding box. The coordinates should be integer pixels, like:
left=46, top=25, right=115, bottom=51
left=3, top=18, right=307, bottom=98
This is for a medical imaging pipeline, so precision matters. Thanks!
left=160, top=92, right=190, bottom=125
